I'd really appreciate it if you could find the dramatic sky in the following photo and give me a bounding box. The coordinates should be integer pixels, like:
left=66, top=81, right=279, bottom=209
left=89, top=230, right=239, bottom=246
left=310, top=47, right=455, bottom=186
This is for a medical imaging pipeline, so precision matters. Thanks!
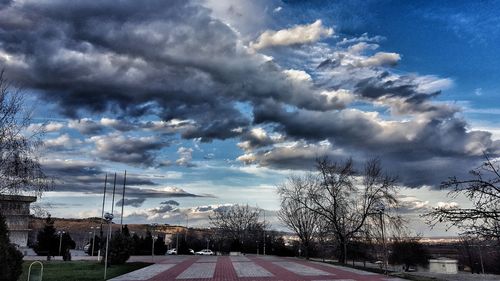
left=1, top=0, right=499, bottom=236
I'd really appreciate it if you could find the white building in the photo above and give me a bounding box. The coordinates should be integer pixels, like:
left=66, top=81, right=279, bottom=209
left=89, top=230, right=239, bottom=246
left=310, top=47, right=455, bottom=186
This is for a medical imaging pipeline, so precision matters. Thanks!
left=0, top=194, right=37, bottom=247
left=429, top=258, right=458, bottom=274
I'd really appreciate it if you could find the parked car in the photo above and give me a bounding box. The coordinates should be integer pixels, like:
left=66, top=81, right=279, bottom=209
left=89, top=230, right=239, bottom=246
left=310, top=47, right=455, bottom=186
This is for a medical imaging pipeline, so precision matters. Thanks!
left=84, top=243, right=90, bottom=254
left=188, top=248, right=195, bottom=255
left=195, top=249, right=214, bottom=256
left=167, top=248, right=177, bottom=255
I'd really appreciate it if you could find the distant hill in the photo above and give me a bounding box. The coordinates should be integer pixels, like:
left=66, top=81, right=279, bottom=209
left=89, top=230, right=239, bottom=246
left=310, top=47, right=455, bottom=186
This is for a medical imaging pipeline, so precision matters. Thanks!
left=28, top=216, right=192, bottom=250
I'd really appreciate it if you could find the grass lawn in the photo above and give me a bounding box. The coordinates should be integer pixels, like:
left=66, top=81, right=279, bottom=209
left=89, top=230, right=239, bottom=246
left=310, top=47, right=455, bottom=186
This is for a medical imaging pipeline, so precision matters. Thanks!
left=18, top=261, right=152, bottom=281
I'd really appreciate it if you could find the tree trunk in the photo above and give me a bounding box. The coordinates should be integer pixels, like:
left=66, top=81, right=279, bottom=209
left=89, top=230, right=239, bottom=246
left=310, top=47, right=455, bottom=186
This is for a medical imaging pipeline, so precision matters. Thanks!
left=339, top=238, right=347, bottom=264
left=304, top=241, right=309, bottom=260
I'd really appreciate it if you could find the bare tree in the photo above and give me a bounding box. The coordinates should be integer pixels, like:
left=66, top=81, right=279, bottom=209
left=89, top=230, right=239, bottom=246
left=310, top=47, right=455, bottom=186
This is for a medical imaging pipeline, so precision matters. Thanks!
left=292, top=157, right=400, bottom=263
left=209, top=204, right=265, bottom=252
left=425, top=154, right=500, bottom=239
left=0, top=70, right=50, bottom=196
left=277, top=174, right=320, bottom=259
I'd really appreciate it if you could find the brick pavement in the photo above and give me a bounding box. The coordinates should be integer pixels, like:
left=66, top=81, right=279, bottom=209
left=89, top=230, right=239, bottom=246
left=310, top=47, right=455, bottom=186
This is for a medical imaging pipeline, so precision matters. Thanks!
left=112, top=255, right=408, bottom=281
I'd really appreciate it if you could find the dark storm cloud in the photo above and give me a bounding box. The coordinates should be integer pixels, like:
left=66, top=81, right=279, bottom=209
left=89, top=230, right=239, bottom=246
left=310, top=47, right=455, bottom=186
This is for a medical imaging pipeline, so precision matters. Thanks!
left=124, top=187, right=213, bottom=199
left=160, top=200, right=180, bottom=206
left=354, top=74, right=445, bottom=114
left=41, top=159, right=213, bottom=197
left=251, top=100, right=500, bottom=186
left=115, top=198, right=145, bottom=208
left=68, top=119, right=105, bottom=135
left=1, top=0, right=498, bottom=190
left=150, top=204, right=175, bottom=214
left=0, top=0, right=344, bottom=142
left=90, top=134, right=168, bottom=166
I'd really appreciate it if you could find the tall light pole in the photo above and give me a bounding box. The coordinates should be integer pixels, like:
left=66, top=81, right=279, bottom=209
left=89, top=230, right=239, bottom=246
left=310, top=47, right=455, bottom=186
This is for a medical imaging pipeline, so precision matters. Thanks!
left=58, top=230, right=65, bottom=256
left=103, top=212, right=114, bottom=281
left=150, top=223, right=158, bottom=262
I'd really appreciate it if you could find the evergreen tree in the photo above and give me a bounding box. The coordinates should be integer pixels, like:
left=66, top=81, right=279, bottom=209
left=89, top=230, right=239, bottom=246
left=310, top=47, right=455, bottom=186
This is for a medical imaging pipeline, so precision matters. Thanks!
left=0, top=214, right=23, bottom=281
left=107, top=231, right=132, bottom=265
left=34, top=215, right=58, bottom=256
left=61, top=232, right=76, bottom=261
left=143, top=231, right=153, bottom=254
left=154, top=235, right=167, bottom=255
left=61, top=232, right=76, bottom=251
left=122, top=225, right=130, bottom=237
left=131, top=233, right=141, bottom=255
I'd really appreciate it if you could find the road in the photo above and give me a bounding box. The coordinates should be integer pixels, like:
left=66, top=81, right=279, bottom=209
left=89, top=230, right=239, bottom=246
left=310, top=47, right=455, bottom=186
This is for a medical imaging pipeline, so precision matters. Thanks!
left=111, top=255, right=407, bottom=281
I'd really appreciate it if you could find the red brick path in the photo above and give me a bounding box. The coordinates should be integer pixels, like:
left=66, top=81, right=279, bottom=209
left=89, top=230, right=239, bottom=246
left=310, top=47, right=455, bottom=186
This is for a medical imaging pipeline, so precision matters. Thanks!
left=119, top=255, right=404, bottom=281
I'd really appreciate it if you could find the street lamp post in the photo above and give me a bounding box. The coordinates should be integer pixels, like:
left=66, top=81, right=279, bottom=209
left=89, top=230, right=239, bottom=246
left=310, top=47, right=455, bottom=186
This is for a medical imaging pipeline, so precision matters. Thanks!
left=91, top=226, right=99, bottom=257
left=150, top=223, right=158, bottom=262
left=58, top=231, right=65, bottom=256
left=176, top=232, right=179, bottom=253
left=185, top=214, right=188, bottom=242
left=103, top=212, right=114, bottom=281
left=374, top=203, right=387, bottom=275
left=263, top=210, right=266, bottom=256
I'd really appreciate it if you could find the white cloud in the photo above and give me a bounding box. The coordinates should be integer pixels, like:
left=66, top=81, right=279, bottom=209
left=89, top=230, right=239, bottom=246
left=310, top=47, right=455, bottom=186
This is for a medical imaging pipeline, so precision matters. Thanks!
left=250, top=20, right=333, bottom=50
left=414, top=75, right=453, bottom=93
left=43, top=133, right=81, bottom=149
left=337, top=33, right=386, bottom=45
left=176, top=147, right=195, bottom=167
left=320, top=89, right=355, bottom=107
left=437, top=202, right=459, bottom=209
left=283, top=69, right=312, bottom=82
left=347, top=42, right=379, bottom=54
left=27, top=121, right=65, bottom=133
left=355, top=52, right=401, bottom=67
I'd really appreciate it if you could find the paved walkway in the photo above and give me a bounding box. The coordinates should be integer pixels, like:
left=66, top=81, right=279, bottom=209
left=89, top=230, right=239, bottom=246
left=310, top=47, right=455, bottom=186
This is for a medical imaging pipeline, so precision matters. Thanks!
left=111, top=255, right=408, bottom=281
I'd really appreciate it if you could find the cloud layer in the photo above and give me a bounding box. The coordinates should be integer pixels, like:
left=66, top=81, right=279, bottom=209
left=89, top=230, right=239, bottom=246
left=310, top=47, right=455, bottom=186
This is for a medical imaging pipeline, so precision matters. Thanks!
left=1, top=0, right=498, bottom=189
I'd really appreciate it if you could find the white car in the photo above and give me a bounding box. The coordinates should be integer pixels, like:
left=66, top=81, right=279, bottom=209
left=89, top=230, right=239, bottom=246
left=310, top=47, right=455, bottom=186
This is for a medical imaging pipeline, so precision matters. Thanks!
left=195, top=249, right=214, bottom=256
left=166, top=248, right=177, bottom=255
